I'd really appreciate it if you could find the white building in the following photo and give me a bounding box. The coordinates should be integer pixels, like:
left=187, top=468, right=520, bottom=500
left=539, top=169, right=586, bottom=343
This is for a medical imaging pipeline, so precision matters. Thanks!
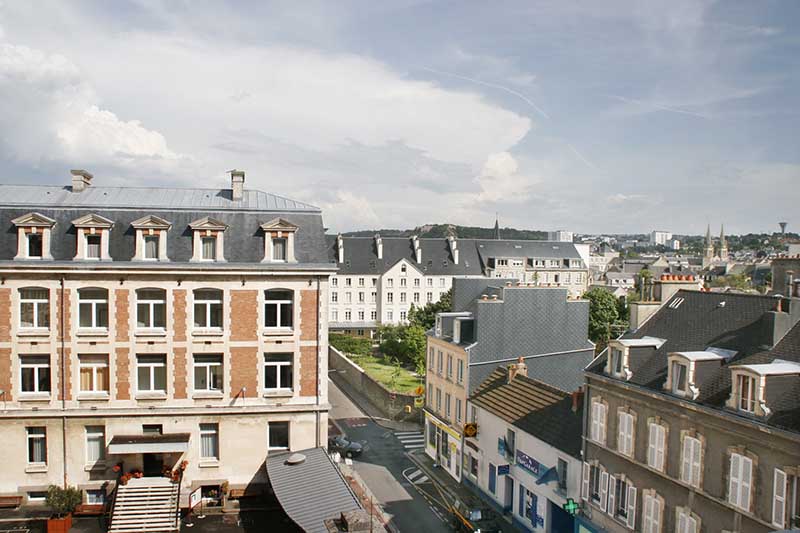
left=547, top=230, right=574, bottom=242
left=649, top=231, right=672, bottom=247
left=328, top=235, right=590, bottom=336
left=465, top=362, right=584, bottom=532
left=668, top=238, right=681, bottom=251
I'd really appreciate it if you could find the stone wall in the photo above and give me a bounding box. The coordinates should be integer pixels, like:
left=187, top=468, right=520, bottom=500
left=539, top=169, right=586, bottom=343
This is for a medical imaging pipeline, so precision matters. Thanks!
left=329, top=347, right=421, bottom=421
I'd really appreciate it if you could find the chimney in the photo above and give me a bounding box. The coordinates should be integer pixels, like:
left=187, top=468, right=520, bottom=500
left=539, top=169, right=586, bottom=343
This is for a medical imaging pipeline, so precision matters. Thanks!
left=787, top=271, right=794, bottom=298
left=230, top=169, right=245, bottom=201
left=411, top=235, right=421, bottom=263
left=337, top=234, right=344, bottom=264
left=571, top=388, right=584, bottom=413
left=374, top=234, right=383, bottom=260
left=508, top=356, right=527, bottom=382
left=70, top=169, right=93, bottom=192
left=447, top=235, right=459, bottom=265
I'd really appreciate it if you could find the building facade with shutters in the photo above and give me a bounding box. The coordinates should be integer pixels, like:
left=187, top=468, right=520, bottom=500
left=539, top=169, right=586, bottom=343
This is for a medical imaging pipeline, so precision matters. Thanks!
left=580, top=289, right=800, bottom=533
left=0, top=170, right=334, bottom=506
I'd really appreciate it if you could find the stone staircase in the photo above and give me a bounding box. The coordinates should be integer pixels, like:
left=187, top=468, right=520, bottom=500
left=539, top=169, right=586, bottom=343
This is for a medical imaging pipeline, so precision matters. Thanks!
left=109, top=477, right=180, bottom=533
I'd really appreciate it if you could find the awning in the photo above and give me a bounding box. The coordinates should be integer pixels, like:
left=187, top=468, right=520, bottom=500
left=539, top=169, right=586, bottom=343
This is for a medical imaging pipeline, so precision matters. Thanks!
left=107, top=433, right=191, bottom=454
left=267, top=448, right=361, bottom=533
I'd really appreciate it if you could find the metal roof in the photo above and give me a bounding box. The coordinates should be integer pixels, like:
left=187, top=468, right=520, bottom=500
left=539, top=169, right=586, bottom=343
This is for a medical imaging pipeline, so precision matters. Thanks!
left=267, top=447, right=361, bottom=533
left=0, top=184, right=319, bottom=212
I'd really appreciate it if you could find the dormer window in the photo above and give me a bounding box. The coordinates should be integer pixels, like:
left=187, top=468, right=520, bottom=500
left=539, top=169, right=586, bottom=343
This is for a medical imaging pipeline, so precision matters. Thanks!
left=12, top=212, right=56, bottom=260
left=671, top=361, right=689, bottom=395
left=72, top=214, right=114, bottom=261
left=189, top=217, right=228, bottom=262
left=736, top=374, right=756, bottom=412
left=260, top=218, right=298, bottom=263
left=611, top=348, right=624, bottom=376
left=131, top=215, right=171, bottom=261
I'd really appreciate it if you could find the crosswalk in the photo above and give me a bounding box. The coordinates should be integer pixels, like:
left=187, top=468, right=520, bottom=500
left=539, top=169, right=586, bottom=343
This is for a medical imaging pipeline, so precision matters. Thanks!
left=403, top=468, right=430, bottom=485
left=394, top=430, right=425, bottom=450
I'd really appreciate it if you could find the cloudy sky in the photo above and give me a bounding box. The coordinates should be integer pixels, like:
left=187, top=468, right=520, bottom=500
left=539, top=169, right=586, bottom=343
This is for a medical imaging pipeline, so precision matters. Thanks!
left=1, top=1, right=798, bottom=234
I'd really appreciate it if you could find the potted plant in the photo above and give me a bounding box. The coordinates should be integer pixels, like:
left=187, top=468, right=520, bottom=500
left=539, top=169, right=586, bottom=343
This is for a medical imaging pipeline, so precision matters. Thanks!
left=45, top=485, right=82, bottom=533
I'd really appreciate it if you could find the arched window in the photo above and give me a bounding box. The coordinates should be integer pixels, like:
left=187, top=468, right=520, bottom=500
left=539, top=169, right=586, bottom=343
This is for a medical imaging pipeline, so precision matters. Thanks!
left=265, top=289, right=293, bottom=329
left=19, top=287, right=50, bottom=329
left=78, top=288, right=109, bottom=329
left=136, top=289, right=166, bottom=329
left=193, top=289, right=223, bottom=329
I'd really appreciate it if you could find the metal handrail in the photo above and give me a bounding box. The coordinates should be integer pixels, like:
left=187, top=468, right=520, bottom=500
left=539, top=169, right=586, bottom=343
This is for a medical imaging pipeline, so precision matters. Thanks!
left=106, top=461, right=124, bottom=529
left=174, top=468, right=184, bottom=530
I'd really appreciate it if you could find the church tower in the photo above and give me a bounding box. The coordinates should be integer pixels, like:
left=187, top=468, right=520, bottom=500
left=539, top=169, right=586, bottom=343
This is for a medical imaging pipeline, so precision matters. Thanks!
left=493, top=215, right=501, bottom=240
left=718, top=225, right=729, bottom=260
left=703, top=224, right=714, bottom=268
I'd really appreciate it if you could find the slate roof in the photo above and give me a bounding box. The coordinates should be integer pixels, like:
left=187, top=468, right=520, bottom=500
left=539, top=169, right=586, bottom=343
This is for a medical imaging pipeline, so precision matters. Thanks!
left=587, top=289, right=800, bottom=433
left=327, top=236, right=587, bottom=276
left=266, top=447, right=361, bottom=533
left=470, top=368, right=584, bottom=457
left=0, top=184, right=331, bottom=266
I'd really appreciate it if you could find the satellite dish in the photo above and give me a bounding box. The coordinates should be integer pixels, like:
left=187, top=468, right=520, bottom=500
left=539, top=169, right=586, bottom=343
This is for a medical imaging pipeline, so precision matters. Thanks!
left=286, top=453, right=306, bottom=465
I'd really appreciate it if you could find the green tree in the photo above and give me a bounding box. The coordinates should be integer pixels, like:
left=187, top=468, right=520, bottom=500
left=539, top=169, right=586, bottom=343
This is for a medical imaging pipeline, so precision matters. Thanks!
left=329, top=333, right=372, bottom=356
left=378, top=324, right=427, bottom=372
left=583, top=287, right=621, bottom=349
left=408, top=288, right=453, bottom=330
left=711, top=274, right=751, bottom=291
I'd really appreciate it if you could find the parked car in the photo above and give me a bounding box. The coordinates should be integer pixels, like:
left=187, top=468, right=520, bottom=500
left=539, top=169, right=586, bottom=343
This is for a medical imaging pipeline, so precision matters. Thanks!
left=449, top=497, right=502, bottom=533
left=328, top=435, right=365, bottom=458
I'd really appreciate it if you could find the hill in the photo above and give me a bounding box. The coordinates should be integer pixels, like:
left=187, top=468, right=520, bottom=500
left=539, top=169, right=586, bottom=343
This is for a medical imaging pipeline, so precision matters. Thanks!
left=340, top=223, right=548, bottom=240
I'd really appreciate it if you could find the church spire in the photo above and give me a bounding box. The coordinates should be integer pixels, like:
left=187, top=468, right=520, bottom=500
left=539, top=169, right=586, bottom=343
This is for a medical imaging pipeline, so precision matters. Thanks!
left=719, top=225, right=729, bottom=259
left=493, top=214, right=501, bottom=240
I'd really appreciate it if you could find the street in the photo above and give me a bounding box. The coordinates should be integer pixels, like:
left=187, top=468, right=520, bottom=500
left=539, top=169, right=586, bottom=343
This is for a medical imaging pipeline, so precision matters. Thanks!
left=328, top=379, right=452, bottom=533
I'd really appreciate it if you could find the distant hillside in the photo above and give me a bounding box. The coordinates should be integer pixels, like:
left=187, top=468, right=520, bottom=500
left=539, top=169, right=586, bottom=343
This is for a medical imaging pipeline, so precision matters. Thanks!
left=341, top=223, right=548, bottom=240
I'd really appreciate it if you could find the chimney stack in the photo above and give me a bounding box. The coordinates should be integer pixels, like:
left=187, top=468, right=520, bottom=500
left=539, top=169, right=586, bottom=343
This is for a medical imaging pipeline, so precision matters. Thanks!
left=447, top=235, right=459, bottom=265
left=230, top=169, right=245, bottom=201
left=70, top=169, right=93, bottom=192
left=508, top=356, right=527, bottom=382
left=411, top=235, right=421, bottom=263
left=374, top=234, right=383, bottom=260
left=571, top=388, right=584, bottom=413
left=337, top=234, right=345, bottom=264
left=787, top=271, right=794, bottom=298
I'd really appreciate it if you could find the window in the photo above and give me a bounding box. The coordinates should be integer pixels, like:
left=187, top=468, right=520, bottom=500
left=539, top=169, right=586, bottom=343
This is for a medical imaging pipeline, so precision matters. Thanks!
left=386, top=310, right=393, bottom=321
left=446, top=354, right=453, bottom=379
left=445, top=393, right=451, bottom=419
left=194, top=289, right=222, bottom=329
left=469, top=454, right=479, bottom=477
left=143, top=424, right=163, bottom=435
left=457, top=359, right=464, bottom=384
left=19, top=288, right=49, bottom=329
left=676, top=508, right=698, bottom=533
left=136, top=289, right=166, bottom=330
left=608, top=476, right=637, bottom=528
left=455, top=398, right=462, bottom=423
left=331, top=310, right=338, bottom=321
left=387, top=292, right=393, bottom=303
left=428, top=347, right=435, bottom=369
left=590, top=399, right=607, bottom=444
left=27, top=233, right=43, bottom=257
left=728, top=452, right=753, bottom=512
left=413, top=292, right=420, bottom=303
left=79, top=355, right=109, bottom=394
left=86, top=234, right=101, bottom=259
left=272, top=238, right=287, bottom=261
left=345, top=310, right=352, bottom=321
left=386, top=278, right=393, bottom=288
left=20, top=355, right=50, bottom=395
left=617, top=411, right=635, bottom=457
left=609, top=348, right=625, bottom=376
left=737, top=374, right=757, bottom=412
left=85, top=426, right=105, bottom=465
left=400, top=311, right=407, bottom=321
left=400, top=278, right=407, bottom=289
left=331, top=278, right=338, bottom=287
left=439, top=278, right=445, bottom=287
left=671, top=361, right=688, bottom=395
left=201, top=236, right=217, bottom=260
left=27, top=491, right=47, bottom=503
left=27, top=427, right=46, bottom=465
left=345, top=292, right=352, bottom=303
left=582, top=463, right=607, bottom=510
left=505, top=428, right=516, bottom=458
left=85, top=490, right=105, bottom=505
left=371, top=278, right=377, bottom=287
left=136, top=355, right=166, bottom=393
left=400, top=265, right=407, bottom=275
left=370, top=292, right=376, bottom=303
left=437, top=351, right=443, bottom=375
left=264, top=354, right=293, bottom=392
left=265, top=289, right=293, bottom=329
left=358, top=278, right=365, bottom=287
left=557, top=458, right=568, bottom=492
left=143, top=235, right=159, bottom=260
left=370, top=311, right=377, bottom=320
left=194, top=354, right=223, bottom=392
left=436, top=388, right=442, bottom=412
left=199, top=423, right=219, bottom=460
left=642, top=492, right=662, bottom=533
left=470, top=405, right=477, bottom=423
left=331, top=291, right=338, bottom=303
left=268, top=421, right=290, bottom=450
left=680, top=435, right=702, bottom=488
left=427, top=292, right=433, bottom=303
left=400, top=292, right=407, bottom=303
left=345, top=278, right=352, bottom=288
left=358, top=310, right=364, bottom=321
left=427, top=278, right=433, bottom=287
left=78, top=288, right=108, bottom=329
left=647, top=422, right=666, bottom=472
left=426, top=384, right=432, bottom=407
left=772, top=468, right=787, bottom=529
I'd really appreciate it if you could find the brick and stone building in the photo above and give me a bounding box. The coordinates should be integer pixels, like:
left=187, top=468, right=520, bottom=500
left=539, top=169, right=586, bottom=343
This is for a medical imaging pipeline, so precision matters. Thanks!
left=0, top=170, right=334, bottom=510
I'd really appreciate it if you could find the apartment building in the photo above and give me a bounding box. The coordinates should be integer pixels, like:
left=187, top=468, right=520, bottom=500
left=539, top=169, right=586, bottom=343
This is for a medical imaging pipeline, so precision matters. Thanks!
left=0, top=170, right=333, bottom=509
left=424, top=278, right=594, bottom=481
left=579, top=289, right=800, bottom=533
left=327, top=235, right=589, bottom=337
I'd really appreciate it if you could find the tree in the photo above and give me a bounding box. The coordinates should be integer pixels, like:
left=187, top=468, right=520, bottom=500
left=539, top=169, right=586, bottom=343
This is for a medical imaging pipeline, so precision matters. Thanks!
left=408, top=288, right=453, bottom=330
left=583, top=287, right=621, bottom=348
left=329, top=333, right=373, bottom=356
left=711, top=274, right=751, bottom=292
left=378, top=324, right=427, bottom=372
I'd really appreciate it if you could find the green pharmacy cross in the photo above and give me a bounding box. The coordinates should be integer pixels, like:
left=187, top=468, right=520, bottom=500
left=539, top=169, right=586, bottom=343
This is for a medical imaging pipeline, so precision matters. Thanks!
left=563, top=498, right=579, bottom=515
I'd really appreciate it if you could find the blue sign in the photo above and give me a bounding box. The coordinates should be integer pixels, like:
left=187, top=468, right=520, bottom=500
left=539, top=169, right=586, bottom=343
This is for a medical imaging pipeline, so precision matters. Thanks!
left=515, top=450, right=544, bottom=478
left=497, top=464, right=510, bottom=476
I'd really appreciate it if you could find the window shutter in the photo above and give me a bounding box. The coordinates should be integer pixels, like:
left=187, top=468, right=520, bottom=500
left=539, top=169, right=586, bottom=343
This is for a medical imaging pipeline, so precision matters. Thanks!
left=591, top=403, right=600, bottom=442
left=729, top=453, right=741, bottom=507
left=581, top=462, right=590, bottom=501
left=599, top=471, right=609, bottom=512
left=690, top=438, right=701, bottom=487
left=686, top=515, right=697, bottom=533
left=626, top=415, right=634, bottom=456
left=652, top=496, right=662, bottom=533
left=655, top=425, right=665, bottom=471
left=740, top=456, right=752, bottom=511
left=626, top=485, right=637, bottom=529
left=607, top=475, right=616, bottom=516
left=519, top=483, right=525, bottom=518
left=618, top=414, right=625, bottom=453
left=681, top=437, right=692, bottom=483
left=600, top=404, right=608, bottom=443
left=647, top=424, right=657, bottom=468
left=642, top=495, right=652, bottom=533
left=678, top=511, right=686, bottom=533
left=772, top=468, right=787, bottom=528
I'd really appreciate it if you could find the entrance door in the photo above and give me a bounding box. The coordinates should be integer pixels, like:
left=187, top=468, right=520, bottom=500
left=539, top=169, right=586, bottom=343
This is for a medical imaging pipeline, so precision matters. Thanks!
left=143, top=454, right=164, bottom=477
left=503, top=476, right=514, bottom=513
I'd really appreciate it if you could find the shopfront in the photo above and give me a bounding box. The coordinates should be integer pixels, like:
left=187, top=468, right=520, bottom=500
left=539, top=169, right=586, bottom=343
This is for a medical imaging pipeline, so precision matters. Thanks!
left=424, top=411, right=462, bottom=482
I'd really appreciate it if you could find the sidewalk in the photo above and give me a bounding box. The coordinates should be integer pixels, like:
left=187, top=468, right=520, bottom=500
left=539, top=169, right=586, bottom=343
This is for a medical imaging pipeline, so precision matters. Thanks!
left=330, top=371, right=422, bottom=433
left=407, top=450, right=518, bottom=533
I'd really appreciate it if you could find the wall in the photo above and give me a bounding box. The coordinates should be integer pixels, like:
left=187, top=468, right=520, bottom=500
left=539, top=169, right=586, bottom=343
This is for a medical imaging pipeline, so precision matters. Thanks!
left=328, top=347, right=420, bottom=421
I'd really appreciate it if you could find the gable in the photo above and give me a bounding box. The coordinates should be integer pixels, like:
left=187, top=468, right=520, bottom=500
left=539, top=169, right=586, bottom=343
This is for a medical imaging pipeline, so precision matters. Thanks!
left=71, top=213, right=114, bottom=228
left=189, top=216, right=228, bottom=231
left=11, top=212, right=56, bottom=227
left=131, top=214, right=172, bottom=230
left=385, top=257, right=424, bottom=276
left=260, top=217, right=299, bottom=232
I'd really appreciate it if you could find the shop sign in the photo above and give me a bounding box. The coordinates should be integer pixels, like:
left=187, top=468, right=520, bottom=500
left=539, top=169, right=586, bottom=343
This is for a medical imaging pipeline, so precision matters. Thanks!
left=515, top=449, right=545, bottom=478
left=497, top=464, right=510, bottom=476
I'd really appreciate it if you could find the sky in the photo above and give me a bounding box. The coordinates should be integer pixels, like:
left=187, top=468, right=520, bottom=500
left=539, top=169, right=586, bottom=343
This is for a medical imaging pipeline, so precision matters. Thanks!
left=0, top=1, right=798, bottom=235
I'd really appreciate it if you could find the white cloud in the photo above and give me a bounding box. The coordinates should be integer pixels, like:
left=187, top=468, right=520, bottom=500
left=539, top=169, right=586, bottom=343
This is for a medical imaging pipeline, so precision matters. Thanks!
left=318, top=191, right=381, bottom=231
left=474, top=152, right=538, bottom=204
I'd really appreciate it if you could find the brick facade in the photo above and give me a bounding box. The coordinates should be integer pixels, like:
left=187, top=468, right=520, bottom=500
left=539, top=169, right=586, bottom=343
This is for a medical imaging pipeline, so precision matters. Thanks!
left=230, top=290, right=258, bottom=341
left=300, top=289, right=318, bottom=341
left=116, top=347, right=130, bottom=400
left=0, top=348, right=11, bottom=401
left=115, top=289, right=129, bottom=341
left=0, top=288, right=10, bottom=342
left=58, top=348, right=72, bottom=401
left=173, top=347, right=188, bottom=399
left=230, top=346, right=258, bottom=397
left=300, top=345, right=318, bottom=397
left=56, top=287, right=71, bottom=341
left=173, top=289, right=186, bottom=342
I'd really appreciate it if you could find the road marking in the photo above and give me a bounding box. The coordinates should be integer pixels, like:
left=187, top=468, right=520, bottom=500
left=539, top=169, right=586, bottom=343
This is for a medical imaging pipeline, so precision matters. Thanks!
left=402, top=468, right=430, bottom=485
left=395, top=431, right=426, bottom=449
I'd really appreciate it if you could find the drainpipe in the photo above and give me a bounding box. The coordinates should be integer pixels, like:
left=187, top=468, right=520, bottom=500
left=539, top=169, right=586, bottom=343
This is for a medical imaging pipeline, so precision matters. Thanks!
left=60, top=277, right=68, bottom=487
left=315, top=275, right=321, bottom=448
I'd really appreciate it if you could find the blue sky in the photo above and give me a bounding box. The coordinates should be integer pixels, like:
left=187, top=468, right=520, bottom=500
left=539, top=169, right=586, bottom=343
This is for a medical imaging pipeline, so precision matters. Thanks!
left=0, top=1, right=798, bottom=234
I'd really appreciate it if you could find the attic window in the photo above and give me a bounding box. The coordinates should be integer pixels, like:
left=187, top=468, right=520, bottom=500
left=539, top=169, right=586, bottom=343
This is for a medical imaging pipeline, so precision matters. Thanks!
left=12, top=212, right=56, bottom=261
left=606, top=346, right=630, bottom=380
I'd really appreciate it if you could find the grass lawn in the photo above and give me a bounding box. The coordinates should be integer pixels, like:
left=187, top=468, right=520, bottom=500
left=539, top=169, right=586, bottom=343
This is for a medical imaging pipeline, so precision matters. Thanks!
left=349, top=354, right=422, bottom=394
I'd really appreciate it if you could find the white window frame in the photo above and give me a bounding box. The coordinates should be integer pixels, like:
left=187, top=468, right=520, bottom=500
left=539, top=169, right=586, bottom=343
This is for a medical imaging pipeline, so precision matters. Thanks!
left=647, top=422, right=666, bottom=472
left=676, top=507, right=698, bottom=533
left=268, top=421, right=290, bottom=451
left=264, top=354, right=293, bottom=393
left=136, top=355, right=167, bottom=393
left=608, top=475, right=637, bottom=529
left=85, top=426, right=106, bottom=465
left=26, top=427, right=47, bottom=466
left=590, top=399, right=607, bottom=444
left=736, top=373, right=757, bottom=413
left=193, top=354, right=223, bottom=393
left=26, top=233, right=44, bottom=258
left=85, top=234, right=102, bottom=259
left=136, top=289, right=166, bottom=331
left=331, top=291, right=338, bottom=303
left=642, top=492, right=662, bottom=533
left=772, top=468, right=787, bottom=528
left=193, top=289, right=223, bottom=330
left=78, top=288, right=109, bottom=330
left=200, top=423, right=220, bottom=460
left=457, top=359, right=464, bottom=384
left=143, top=235, right=160, bottom=260
left=617, top=411, right=635, bottom=457
left=19, top=288, right=49, bottom=330
left=78, top=354, right=109, bottom=396
left=671, top=360, right=689, bottom=396
left=455, top=398, right=462, bottom=424
left=271, top=237, right=288, bottom=262
left=728, top=452, right=753, bottom=512
left=264, top=289, right=294, bottom=330
left=20, top=355, right=51, bottom=396
left=680, top=435, right=702, bottom=488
